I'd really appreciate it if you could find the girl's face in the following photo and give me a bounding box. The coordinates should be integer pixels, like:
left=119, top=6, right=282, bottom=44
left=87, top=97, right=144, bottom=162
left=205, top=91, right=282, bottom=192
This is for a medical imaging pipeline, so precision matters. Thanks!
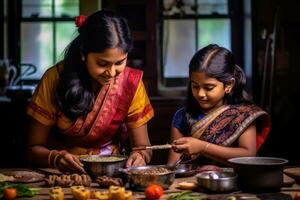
left=86, top=48, right=128, bottom=85
left=191, top=72, right=232, bottom=113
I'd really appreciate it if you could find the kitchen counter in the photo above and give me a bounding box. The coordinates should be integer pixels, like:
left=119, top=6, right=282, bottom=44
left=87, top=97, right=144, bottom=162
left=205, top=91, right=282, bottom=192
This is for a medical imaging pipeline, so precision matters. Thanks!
left=1, top=168, right=300, bottom=199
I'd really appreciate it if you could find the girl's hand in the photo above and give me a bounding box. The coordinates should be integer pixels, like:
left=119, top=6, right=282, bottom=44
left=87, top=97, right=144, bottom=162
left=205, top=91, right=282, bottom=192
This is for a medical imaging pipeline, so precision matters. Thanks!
left=172, top=137, right=204, bottom=155
left=126, top=151, right=146, bottom=167
left=55, top=151, right=86, bottom=174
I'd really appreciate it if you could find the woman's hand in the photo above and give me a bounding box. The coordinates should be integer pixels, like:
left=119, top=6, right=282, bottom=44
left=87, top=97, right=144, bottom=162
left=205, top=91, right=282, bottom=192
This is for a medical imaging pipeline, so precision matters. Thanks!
left=172, top=137, right=204, bottom=155
left=54, top=151, right=86, bottom=174
left=126, top=151, right=146, bottom=167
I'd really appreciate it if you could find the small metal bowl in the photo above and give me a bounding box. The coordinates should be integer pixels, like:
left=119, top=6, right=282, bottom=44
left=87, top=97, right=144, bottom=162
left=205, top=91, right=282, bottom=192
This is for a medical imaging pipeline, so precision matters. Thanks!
left=120, top=165, right=175, bottom=191
left=196, top=170, right=238, bottom=192
left=80, top=155, right=127, bottom=178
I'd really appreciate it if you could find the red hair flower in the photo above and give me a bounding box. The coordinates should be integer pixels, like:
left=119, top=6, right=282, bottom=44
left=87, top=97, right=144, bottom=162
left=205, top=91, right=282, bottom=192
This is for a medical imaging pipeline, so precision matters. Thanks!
left=75, top=15, right=86, bottom=28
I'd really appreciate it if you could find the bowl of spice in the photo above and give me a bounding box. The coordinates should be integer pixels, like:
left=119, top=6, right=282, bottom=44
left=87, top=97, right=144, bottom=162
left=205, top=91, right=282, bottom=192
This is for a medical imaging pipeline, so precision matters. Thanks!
left=120, top=165, right=175, bottom=191
left=80, top=155, right=127, bottom=178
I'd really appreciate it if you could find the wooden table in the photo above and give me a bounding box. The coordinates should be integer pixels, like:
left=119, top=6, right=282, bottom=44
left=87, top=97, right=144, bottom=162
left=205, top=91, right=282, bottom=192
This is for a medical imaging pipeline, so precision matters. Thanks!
left=2, top=168, right=300, bottom=199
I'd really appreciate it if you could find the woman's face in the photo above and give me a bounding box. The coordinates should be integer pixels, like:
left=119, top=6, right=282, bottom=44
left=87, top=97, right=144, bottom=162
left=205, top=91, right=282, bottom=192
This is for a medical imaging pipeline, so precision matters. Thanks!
left=191, top=72, right=229, bottom=113
left=86, top=48, right=128, bottom=85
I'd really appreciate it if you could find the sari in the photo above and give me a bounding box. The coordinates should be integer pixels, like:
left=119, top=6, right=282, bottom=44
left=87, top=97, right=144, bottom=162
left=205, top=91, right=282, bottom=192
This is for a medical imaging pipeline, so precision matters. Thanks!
left=174, top=104, right=270, bottom=150
left=27, top=64, right=154, bottom=155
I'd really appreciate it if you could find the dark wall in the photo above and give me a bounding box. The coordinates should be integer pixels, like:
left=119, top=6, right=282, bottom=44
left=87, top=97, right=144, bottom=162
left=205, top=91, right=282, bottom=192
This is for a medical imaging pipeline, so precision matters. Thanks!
left=252, top=0, right=300, bottom=165
left=148, top=97, right=184, bottom=164
left=0, top=98, right=29, bottom=167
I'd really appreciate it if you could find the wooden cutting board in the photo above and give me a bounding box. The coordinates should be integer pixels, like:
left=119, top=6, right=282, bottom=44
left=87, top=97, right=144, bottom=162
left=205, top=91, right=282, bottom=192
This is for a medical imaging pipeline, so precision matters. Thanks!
left=284, top=167, right=300, bottom=182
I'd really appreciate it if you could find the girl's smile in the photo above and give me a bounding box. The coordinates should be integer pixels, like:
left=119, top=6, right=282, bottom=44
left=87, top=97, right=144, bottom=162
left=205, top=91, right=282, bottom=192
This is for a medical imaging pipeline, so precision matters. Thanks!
left=191, top=72, right=228, bottom=113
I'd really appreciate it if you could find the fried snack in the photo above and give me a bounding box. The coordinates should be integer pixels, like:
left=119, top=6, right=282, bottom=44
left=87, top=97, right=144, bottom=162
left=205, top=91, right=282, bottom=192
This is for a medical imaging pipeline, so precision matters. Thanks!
left=95, top=176, right=123, bottom=188
left=92, top=191, right=110, bottom=200
left=108, top=186, right=126, bottom=200
left=49, top=186, right=64, bottom=200
left=45, top=174, right=91, bottom=187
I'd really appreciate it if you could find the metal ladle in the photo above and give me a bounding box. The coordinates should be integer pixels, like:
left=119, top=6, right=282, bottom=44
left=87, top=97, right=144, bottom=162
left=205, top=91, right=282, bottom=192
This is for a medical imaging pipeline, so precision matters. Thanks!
left=173, top=154, right=193, bottom=167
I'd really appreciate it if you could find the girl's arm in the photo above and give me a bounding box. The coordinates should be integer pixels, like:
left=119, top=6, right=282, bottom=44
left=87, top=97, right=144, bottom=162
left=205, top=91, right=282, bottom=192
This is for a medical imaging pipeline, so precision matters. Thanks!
left=126, top=124, right=152, bottom=167
left=167, top=127, right=184, bottom=165
left=173, top=123, right=257, bottom=164
left=27, top=118, right=85, bottom=173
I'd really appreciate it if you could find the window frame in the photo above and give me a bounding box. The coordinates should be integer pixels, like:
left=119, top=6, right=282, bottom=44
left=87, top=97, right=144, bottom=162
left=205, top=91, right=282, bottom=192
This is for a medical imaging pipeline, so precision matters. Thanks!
left=159, top=0, right=244, bottom=89
left=7, top=0, right=79, bottom=84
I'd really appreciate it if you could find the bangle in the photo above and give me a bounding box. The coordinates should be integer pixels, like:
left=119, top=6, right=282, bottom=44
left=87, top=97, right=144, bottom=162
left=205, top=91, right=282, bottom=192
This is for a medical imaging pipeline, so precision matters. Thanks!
left=202, top=142, right=211, bottom=154
left=47, top=150, right=57, bottom=168
left=53, top=153, right=61, bottom=169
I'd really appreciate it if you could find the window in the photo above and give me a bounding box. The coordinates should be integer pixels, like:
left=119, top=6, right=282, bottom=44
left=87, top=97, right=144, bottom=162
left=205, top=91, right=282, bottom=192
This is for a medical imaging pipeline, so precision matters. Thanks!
left=161, top=0, right=232, bottom=88
left=21, top=0, right=79, bottom=80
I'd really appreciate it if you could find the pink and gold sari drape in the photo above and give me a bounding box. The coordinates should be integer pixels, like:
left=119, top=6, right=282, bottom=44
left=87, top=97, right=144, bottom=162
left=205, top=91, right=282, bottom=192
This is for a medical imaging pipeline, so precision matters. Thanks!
left=59, top=67, right=143, bottom=154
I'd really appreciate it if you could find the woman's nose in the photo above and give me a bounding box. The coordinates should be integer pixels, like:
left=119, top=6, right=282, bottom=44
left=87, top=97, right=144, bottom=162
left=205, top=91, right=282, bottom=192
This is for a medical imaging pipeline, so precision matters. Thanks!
left=106, top=66, right=116, bottom=77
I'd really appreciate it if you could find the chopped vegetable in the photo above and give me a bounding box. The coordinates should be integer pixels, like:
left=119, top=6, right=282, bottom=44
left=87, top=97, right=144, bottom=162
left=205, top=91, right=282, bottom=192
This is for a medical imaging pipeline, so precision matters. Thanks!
left=167, top=191, right=207, bottom=200
left=3, top=188, right=17, bottom=200
left=144, top=184, right=164, bottom=199
left=109, top=185, right=126, bottom=200
left=0, top=182, right=38, bottom=199
left=294, top=192, right=300, bottom=200
left=93, top=191, right=110, bottom=200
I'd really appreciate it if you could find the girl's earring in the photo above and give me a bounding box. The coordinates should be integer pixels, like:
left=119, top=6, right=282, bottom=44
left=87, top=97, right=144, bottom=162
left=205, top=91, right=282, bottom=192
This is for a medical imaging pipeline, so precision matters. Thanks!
left=81, top=56, right=85, bottom=61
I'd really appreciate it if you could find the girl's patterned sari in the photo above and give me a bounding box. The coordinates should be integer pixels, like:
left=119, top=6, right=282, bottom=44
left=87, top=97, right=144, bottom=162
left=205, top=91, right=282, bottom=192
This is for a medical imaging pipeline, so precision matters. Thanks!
left=191, top=104, right=270, bottom=150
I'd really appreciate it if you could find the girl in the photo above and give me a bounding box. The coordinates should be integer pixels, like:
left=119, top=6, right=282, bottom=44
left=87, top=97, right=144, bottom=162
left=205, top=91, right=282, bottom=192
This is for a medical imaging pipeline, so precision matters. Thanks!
left=26, top=10, right=154, bottom=174
left=168, top=44, right=270, bottom=165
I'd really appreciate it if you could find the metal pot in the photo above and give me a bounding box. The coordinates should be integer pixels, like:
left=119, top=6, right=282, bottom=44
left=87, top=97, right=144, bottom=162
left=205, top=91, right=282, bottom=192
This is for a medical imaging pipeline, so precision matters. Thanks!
left=119, top=165, right=175, bottom=191
left=80, top=155, right=127, bottom=178
left=228, top=157, right=288, bottom=192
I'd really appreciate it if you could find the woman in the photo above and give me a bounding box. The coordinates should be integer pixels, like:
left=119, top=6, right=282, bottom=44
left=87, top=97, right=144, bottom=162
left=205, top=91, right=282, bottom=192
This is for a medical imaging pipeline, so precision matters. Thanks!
left=26, top=10, right=154, bottom=174
left=168, top=44, right=270, bottom=165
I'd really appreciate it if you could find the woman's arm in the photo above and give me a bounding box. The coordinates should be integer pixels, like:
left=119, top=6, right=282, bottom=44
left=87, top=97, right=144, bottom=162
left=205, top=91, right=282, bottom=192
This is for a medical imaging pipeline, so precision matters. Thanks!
left=173, top=123, right=257, bottom=164
left=27, top=118, right=85, bottom=173
left=126, top=124, right=152, bottom=167
left=167, top=127, right=184, bottom=165
left=27, top=118, right=52, bottom=167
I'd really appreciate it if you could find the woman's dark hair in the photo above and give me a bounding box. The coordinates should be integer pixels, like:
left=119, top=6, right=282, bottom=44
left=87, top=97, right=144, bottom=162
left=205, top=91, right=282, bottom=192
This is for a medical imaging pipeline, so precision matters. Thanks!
left=186, top=44, right=251, bottom=116
left=55, top=10, right=132, bottom=119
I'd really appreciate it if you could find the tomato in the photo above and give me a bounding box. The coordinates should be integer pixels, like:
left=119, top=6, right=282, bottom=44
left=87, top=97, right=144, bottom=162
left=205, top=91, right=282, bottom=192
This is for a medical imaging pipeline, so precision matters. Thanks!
left=144, top=184, right=164, bottom=199
left=294, top=192, right=300, bottom=200
left=3, top=188, right=17, bottom=200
